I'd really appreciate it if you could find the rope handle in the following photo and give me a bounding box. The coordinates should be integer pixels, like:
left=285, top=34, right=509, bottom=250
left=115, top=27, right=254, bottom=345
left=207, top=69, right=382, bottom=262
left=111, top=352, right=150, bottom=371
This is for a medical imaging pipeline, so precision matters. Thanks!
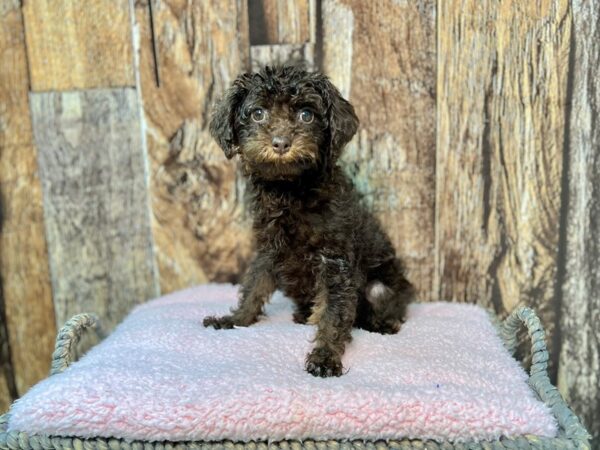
left=499, top=306, right=590, bottom=444
left=50, top=313, right=101, bottom=376
left=499, top=306, right=549, bottom=377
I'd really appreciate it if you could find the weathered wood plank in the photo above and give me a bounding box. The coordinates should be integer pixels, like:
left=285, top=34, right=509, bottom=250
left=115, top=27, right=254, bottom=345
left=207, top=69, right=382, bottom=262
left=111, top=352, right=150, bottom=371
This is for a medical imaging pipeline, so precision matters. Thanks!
left=558, top=0, right=600, bottom=444
left=30, top=89, right=159, bottom=330
left=0, top=0, right=56, bottom=399
left=1, top=174, right=56, bottom=395
left=135, top=0, right=252, bottom=291
left=248, top=0, right=311, bottom=45
left=0, top=2, right=32, bottom=148
left=22, top=0, right=134, bottom=91
left=0, top=293, right=15, bottom=412
left=435, top=0, right=571, bottom=374
left=250, top=43, right=315, bottom=71
left=322, top=0, right=436, bottom=299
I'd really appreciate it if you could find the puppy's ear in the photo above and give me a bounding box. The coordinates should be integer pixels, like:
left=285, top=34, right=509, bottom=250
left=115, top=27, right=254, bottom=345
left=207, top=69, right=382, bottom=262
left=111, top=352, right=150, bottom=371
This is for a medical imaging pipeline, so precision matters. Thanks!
left=321, top=78, right=359, bottom=158
left=209, top=76, right=250, bottom=159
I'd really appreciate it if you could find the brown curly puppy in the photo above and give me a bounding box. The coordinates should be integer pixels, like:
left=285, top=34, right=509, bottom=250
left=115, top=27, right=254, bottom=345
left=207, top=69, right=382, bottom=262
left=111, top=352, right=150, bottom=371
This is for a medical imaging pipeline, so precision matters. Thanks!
left=203, top=66, right=414, bottom=377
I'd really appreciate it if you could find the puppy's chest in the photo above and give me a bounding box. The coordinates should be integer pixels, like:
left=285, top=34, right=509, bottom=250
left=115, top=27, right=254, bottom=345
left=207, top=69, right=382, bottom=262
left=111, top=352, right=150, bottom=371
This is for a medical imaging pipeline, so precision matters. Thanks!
left=260, top=209, right=324, bottom=294
left=258, top=206, right=326, bottom=253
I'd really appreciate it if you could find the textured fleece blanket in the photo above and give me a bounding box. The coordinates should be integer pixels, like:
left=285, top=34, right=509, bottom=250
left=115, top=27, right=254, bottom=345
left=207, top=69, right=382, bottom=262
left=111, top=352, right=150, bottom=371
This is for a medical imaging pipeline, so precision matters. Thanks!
left=8, top=284, right=557, bottom=443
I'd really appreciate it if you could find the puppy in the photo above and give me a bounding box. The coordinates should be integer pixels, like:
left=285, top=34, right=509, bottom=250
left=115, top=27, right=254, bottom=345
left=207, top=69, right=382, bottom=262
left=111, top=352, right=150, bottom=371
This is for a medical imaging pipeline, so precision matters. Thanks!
left=203, top=66, right=414, bottom=377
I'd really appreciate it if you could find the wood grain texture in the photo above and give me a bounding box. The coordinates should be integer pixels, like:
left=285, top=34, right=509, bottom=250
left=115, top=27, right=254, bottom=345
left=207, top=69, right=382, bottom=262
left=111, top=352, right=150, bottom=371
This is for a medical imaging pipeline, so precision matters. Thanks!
left=30, top=89, right=159, bottom=330
left=322, top=0, right=436, bottom=299
left=22, top=0, right=134, bottom=91
left=250, top=43, right=315, bottom=71
left=435, top=0, right=571, bottom=373
left=248, top=0, right=311, bottom=45
left=135, top=0, right=252, bottom=291
left=558, top=0, right=600, bottom=444
left=0, top=0, right=56, bottom=399
left=0, top=296, right=10, bottom=412
left=0, top=2, right=32, bottom=148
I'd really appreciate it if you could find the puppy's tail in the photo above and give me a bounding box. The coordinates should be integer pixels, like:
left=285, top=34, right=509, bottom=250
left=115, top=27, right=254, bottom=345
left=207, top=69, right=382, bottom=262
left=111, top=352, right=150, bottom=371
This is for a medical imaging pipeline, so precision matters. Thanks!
left=365, top=280, right=394, bottom=306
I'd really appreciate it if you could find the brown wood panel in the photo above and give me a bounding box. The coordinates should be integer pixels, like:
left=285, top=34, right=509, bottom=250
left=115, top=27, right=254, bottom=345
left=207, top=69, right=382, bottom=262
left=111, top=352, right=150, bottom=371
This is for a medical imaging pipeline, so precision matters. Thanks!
left=248, top=0, right=311, bottom=45
left=436, top=0, right=571, bottom=373
left=22, top=0, right=134, bottom=91
left=322, top=0, right=436, bottom=299
left=0, top=0, right=56, bottom=400
left=1, top=173, right=56, bottom=396
left=558, top=0, right=600, bottom=444
left=135, top=0, right=252, bottom=291
left=30, top=89, right=159, bottom=330
left=0, top=2, right=32, bottom=149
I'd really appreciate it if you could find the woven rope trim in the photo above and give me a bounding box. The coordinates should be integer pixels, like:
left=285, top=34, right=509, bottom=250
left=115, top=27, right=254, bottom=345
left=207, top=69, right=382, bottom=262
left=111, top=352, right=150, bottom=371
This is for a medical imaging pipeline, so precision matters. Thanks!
left=0, top=308, right=591, bottom=450
left=51, top=314, right=100, bottom=376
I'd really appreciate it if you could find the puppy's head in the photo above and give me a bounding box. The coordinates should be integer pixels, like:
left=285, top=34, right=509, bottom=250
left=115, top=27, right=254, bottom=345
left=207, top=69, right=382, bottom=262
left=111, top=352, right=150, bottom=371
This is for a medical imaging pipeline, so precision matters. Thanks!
left=210, top=66, right=358, bottom=180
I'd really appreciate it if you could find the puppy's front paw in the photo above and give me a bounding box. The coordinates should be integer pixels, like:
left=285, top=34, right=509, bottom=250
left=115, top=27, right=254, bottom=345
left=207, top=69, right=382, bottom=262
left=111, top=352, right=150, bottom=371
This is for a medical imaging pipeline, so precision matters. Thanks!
left=203, top=315, right=236, bottom=329
left=305, top=347, right=343, bottom=377
left=374, top=320, right=402, bottom=335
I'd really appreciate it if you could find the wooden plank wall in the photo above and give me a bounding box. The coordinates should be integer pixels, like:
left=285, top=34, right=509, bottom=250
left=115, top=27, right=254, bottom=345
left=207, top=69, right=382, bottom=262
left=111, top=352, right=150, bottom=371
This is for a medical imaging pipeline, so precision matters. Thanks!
left=436, top=0, right=571, bottom=375
left=0, top=0, right=56, bottom=407
left=322, top=0, right=436, bottom=299
left=0, top=0, right=598, bottom=443
left=436, top=0, right=598, bottom=441
left=24, top=0, right=159, bottom=331
left=134, top=0, right=251, bottom=292
left=0, top=0, right=159, bottom=408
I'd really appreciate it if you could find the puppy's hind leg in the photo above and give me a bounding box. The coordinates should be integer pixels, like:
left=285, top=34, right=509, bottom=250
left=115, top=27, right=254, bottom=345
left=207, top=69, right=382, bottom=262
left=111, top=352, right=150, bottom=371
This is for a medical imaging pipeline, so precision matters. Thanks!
left=203, top=254, right=275, bottom=329
left=364, top=258, right=414, bottom=334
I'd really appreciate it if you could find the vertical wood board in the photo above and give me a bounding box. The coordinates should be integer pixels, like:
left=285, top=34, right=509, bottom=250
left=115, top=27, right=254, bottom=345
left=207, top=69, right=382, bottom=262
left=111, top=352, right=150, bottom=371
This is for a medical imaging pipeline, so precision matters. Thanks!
left=0, top=2, right=32, bottom=149
left=558, top=0, right=600, bottom=444
left=248, top=0, right=311, bottom=45
left=435, top=0, right=571, bottom=375
left=30, top=88, right=159, bottom=330
left=22, top=0, right=134, bottom=91
left=0, top=0, right=56, bottom=400
left=322, top=0, right=437, bottom=299
left=135, top=0, right=251, bottom=292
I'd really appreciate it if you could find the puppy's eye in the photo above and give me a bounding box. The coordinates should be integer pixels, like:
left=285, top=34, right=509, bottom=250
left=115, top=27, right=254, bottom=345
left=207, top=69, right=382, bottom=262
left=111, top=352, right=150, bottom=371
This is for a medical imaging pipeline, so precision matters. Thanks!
left=251, top=108, right=268, bottom=123
left=298, top=109, right=314, bottom=124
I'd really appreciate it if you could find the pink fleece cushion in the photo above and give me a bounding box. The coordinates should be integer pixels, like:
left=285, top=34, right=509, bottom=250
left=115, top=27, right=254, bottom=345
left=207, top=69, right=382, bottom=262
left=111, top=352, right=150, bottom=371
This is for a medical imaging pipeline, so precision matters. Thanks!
left=8, top=284, right=557, bottom=443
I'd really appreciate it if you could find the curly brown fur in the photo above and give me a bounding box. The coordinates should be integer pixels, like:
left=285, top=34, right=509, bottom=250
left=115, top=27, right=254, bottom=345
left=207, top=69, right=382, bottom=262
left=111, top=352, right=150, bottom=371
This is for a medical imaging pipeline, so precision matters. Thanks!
left=203, top=66, right=415, bottom=377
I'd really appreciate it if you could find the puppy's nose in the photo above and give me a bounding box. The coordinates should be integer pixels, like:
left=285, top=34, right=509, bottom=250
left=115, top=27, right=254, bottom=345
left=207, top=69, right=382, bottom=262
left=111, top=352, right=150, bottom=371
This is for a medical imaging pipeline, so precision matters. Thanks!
left=271, top=136, right=291, bottom=154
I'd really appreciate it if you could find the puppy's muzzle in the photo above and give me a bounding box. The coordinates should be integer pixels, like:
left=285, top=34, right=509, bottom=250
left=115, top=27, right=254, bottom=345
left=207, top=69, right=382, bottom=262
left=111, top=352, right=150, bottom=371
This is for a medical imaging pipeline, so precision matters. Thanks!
left=272, top=135, right=291, bottom=155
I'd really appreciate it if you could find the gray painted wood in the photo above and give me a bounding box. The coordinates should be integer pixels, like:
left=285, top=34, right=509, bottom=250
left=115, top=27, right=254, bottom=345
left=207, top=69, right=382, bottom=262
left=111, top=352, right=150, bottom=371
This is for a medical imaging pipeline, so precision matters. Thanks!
left=30, top=88, right=159, bottom=330
left=251, top=44, right=315, bottom=71
left=558, top=0, right=600, bottom=444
